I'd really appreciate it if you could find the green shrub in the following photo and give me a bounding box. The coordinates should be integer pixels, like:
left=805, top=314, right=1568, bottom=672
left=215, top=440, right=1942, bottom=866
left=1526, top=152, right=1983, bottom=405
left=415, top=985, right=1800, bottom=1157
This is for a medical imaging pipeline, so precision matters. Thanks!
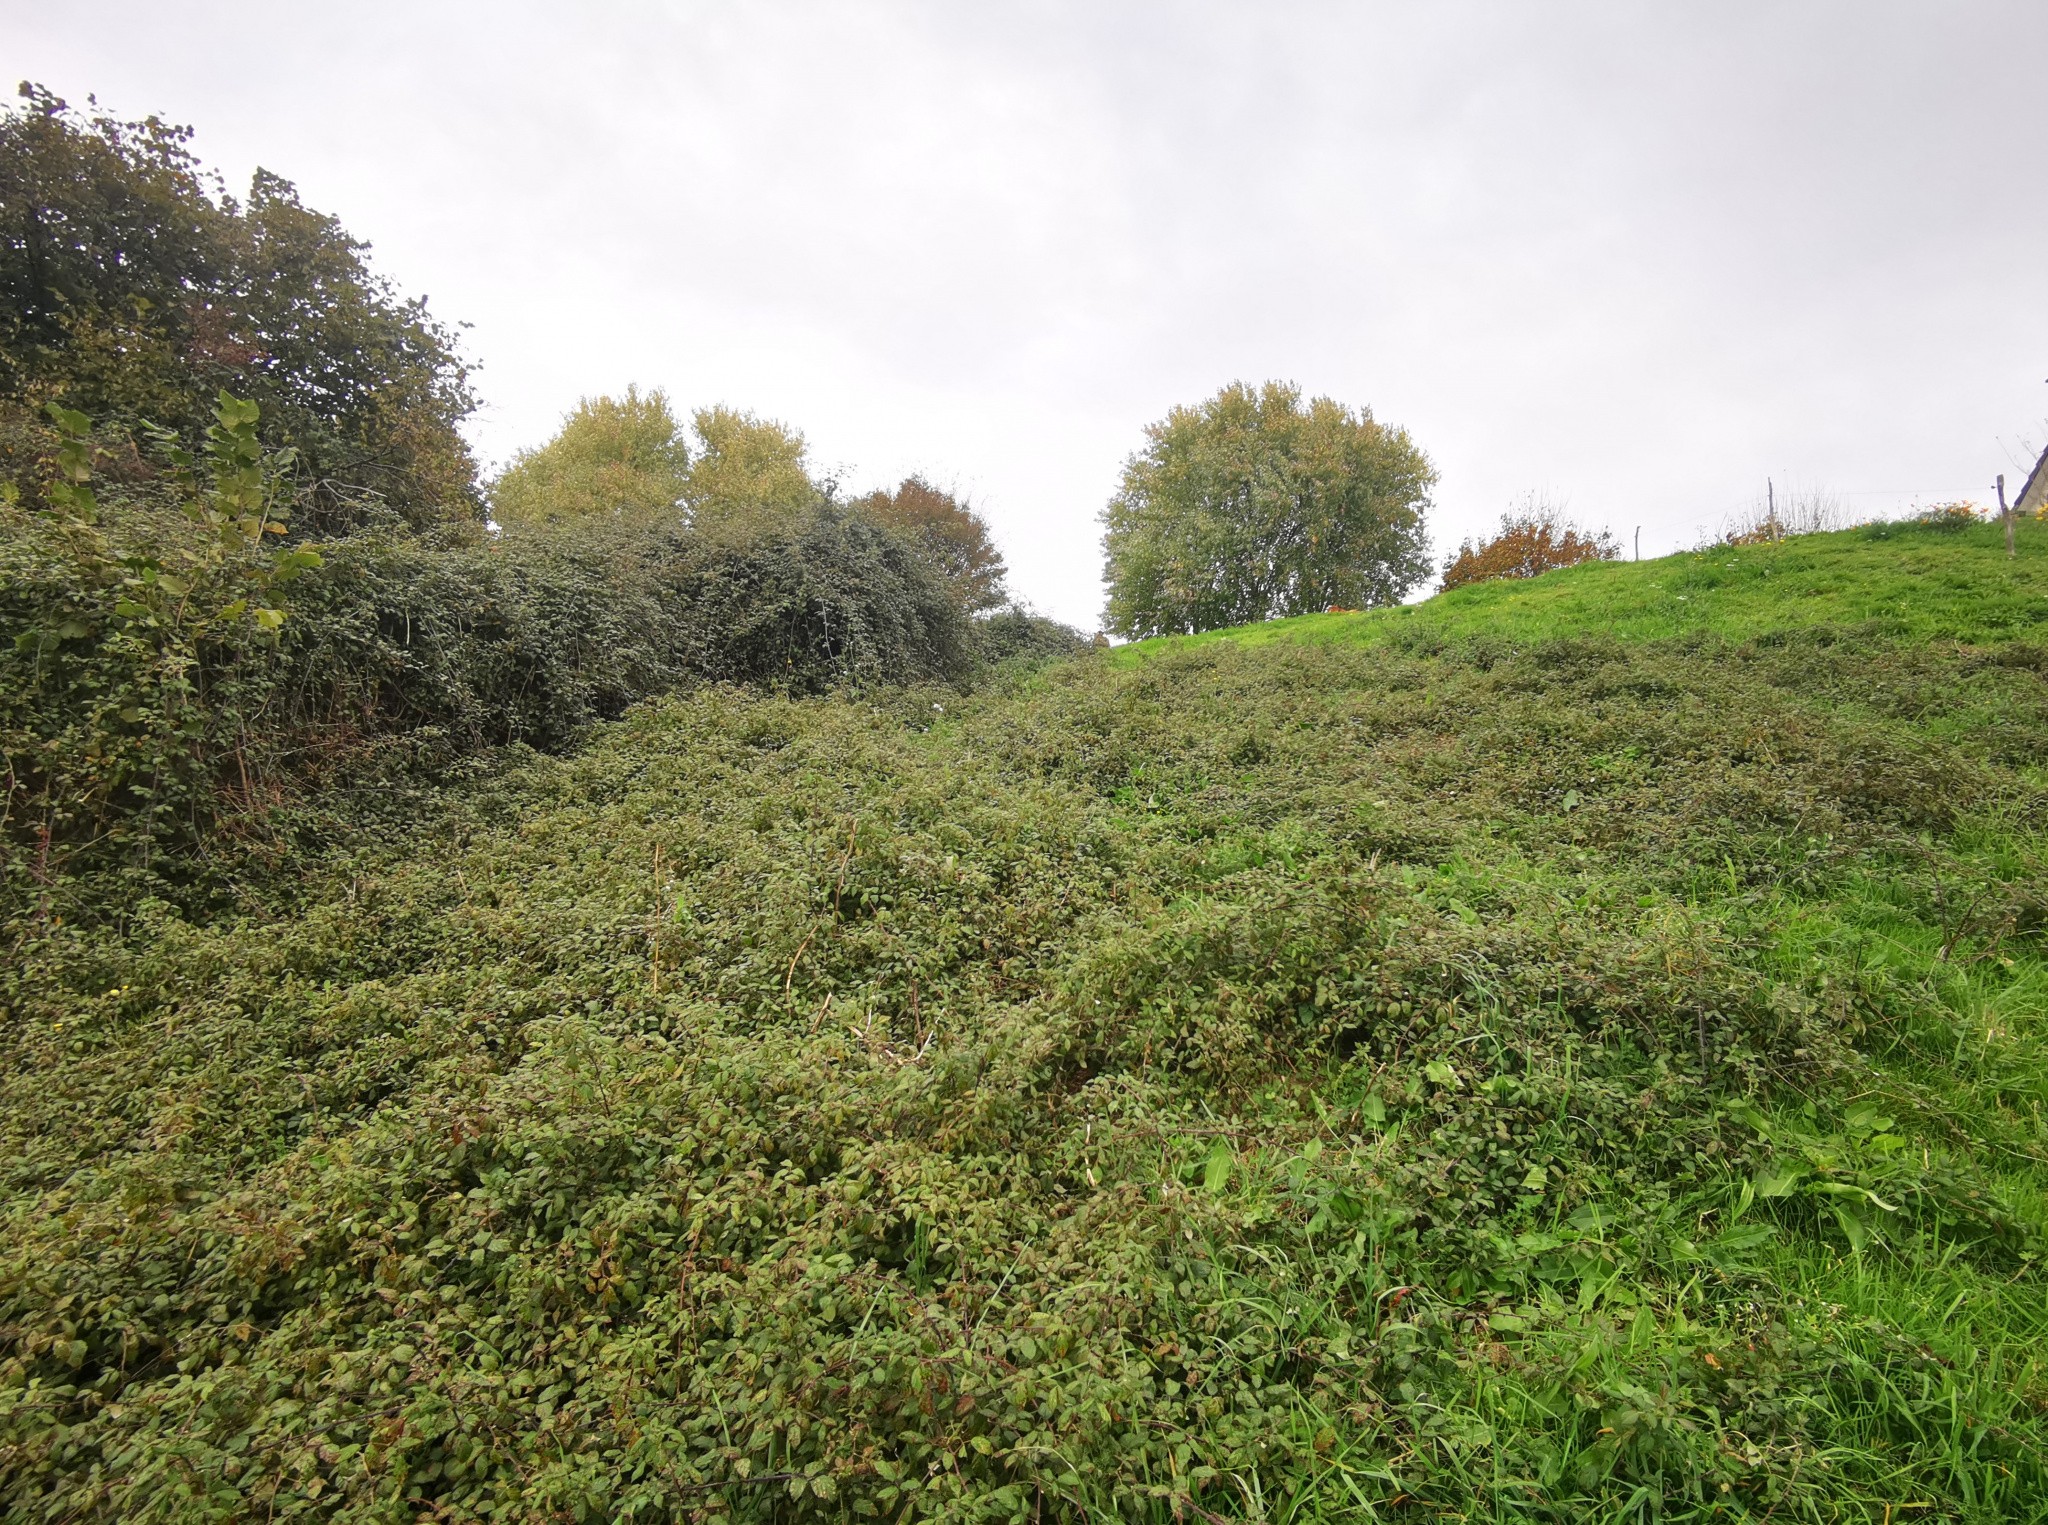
left=971, top=605, right=1090, bottom=669
left=0, top=399, right=322, bottom=909
left=653, top=503, right=974, bottom=691
left=2, top=421, right=974, bottom=917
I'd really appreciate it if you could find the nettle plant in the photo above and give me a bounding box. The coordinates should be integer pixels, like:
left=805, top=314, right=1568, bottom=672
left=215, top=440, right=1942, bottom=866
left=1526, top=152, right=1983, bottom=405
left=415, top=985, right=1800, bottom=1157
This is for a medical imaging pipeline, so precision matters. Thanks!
left=3, top=395, right=321, bottom=891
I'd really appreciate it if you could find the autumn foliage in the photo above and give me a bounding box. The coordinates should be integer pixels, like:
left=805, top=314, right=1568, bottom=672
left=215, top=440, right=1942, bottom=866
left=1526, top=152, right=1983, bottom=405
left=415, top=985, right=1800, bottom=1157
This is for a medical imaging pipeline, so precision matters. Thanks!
left=1439, top=504, right=1619, bottom=592
left=850, top=475, right=1009, bottom=612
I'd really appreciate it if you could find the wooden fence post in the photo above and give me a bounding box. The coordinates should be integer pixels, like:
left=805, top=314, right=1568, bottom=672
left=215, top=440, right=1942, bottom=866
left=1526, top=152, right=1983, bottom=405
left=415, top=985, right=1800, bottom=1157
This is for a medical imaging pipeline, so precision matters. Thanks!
left=1999, top=473, right=2013, bottom=559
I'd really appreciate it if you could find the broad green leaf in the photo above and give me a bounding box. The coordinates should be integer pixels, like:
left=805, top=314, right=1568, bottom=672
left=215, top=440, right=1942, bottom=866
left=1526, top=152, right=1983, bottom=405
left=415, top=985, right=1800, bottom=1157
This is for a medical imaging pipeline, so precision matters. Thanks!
left=45, top=403, right=92, bottom=437
left=1752, top=1166, right=1806, bottom=1199
left=1810, top=1181, right=1899, bottom=1212
left=1203, top=1141, right=1233, bottom=1193
left=1831, top=1203, right=1870, bottom=1254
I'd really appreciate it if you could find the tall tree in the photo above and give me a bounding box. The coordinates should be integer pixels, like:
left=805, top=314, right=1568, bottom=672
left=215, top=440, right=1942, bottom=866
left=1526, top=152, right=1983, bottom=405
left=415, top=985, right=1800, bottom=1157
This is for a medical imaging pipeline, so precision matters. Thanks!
left=489, top=385, right=690, bottom=527
left=684, top=405, right=817, bottom=541
left=850, top=476, right=1008, bottom=612
left=1101, top=381, right=1434, bottom=638
left=0, top=83, right=479, bottom=533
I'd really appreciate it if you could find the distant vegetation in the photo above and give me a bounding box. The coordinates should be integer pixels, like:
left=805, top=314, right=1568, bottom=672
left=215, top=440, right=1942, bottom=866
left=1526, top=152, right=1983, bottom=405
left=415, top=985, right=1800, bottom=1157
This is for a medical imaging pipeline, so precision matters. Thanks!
left=1101, top=380, right=1435, bottom=637
left=1711, top=484, right=1851, bottom=546
left=850, top=477, right=1010, bottom=615
left=1439, top=497, right=1619, bottom=592
left=3, top=397, right=992, bottom=915
left=487, top=385, right=693, bottom=528
left=490, top=391, right=1013, bottom=610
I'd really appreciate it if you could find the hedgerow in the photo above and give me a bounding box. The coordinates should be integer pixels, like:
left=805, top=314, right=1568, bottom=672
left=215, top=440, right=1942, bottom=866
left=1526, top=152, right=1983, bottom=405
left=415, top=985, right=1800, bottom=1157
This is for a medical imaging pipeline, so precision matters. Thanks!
left=3, top=603, right=2044, bottom=1521
left=2, top=436, right=974, bottom=922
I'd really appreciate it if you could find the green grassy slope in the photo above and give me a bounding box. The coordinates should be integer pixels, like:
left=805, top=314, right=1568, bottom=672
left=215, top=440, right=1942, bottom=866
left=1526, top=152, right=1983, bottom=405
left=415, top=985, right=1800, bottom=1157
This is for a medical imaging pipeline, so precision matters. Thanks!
left=1120, top=518, right=2048, bottom=658
left=3, top=519, right=2046, bottom=1522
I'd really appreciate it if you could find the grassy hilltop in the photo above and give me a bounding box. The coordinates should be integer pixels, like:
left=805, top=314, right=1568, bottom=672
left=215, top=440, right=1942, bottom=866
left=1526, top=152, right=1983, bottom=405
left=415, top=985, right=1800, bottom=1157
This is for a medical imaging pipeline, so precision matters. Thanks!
left=1122, top=515, right=2048, bottom=657
left=4, top=518, right=2047, bottom=1522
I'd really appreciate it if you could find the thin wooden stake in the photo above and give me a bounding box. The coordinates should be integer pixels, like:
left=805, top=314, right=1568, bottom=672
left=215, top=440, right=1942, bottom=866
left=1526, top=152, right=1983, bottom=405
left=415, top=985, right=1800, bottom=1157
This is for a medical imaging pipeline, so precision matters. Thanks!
left=1998, top=472, right=2014, bottom=559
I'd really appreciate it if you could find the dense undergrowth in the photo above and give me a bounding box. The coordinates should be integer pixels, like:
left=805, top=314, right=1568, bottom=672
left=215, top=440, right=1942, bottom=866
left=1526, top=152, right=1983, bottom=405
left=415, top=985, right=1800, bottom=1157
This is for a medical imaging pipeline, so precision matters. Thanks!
left=3, top=521, right=2046, bottom=1522
left=1, top=468, right=1077, bottom=922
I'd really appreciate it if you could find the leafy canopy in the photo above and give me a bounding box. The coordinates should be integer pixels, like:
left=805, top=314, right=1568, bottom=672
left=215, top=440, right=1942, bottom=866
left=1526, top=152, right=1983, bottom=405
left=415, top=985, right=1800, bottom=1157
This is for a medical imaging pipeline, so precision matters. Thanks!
left=849, top=475, right=1008, bottom=612
left=0, top=83, right=478, bottom=532
left=1101, top=380, right=1435, bottom=637
left=1440, top=497, right=1619, bottom=592
left=488, top=385, right=690, bottom=527
left=684, top=404, right=818, bottom=541
left=490, top=394, right=831, bottom=547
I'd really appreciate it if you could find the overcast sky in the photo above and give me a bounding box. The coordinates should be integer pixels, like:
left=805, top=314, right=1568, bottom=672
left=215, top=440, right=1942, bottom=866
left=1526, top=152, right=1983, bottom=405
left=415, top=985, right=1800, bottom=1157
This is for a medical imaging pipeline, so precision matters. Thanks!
left=12, top=2, right=2047, bottom=627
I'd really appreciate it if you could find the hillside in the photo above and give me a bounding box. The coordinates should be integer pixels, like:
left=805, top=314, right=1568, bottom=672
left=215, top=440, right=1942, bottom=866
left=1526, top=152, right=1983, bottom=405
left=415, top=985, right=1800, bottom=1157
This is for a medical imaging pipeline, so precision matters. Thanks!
left=1122, top=515, right=2048, bottom=656
left=4, top=519, right=2047, bottom=1522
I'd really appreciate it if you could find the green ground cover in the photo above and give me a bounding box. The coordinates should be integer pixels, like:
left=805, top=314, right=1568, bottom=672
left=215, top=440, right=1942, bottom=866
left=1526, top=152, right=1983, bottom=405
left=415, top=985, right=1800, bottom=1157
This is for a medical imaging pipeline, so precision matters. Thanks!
left=3, top=519, right=2046, bottom=1522
left=1118, top=519, right=2048, bottom=657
